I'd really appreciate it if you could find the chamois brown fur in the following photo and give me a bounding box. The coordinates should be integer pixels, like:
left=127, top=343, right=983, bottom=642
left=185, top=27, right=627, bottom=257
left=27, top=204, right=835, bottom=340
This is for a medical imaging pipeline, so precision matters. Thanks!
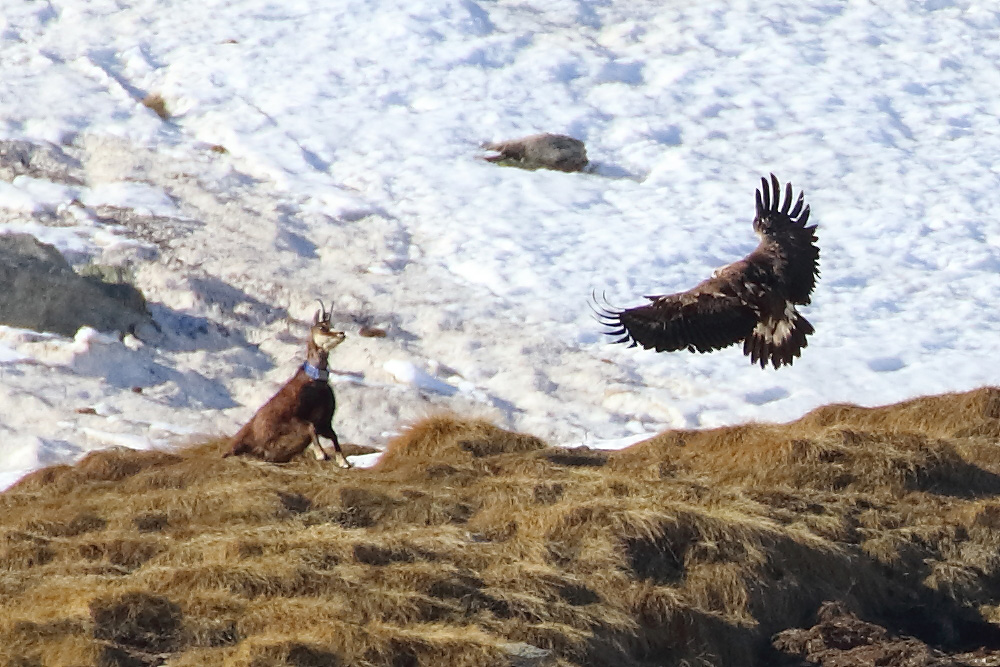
left=224, top=303, right=350, bottom=466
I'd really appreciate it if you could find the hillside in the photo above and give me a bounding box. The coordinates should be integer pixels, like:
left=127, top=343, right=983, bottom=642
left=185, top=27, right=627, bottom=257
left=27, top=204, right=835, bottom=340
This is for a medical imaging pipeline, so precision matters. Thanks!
left=5, top=388, right=1000, bottom=666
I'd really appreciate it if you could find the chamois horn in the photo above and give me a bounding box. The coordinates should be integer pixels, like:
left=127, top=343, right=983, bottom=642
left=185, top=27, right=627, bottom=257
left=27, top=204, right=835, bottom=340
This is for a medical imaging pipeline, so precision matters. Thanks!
left=313, top=299, right=329, bottom=324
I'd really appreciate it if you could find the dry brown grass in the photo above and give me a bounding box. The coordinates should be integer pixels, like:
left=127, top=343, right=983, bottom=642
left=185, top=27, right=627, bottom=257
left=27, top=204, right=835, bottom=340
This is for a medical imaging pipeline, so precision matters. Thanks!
left=141, top=93, right=170, bottom=120
left=4, top=391, right=1000, bottom=666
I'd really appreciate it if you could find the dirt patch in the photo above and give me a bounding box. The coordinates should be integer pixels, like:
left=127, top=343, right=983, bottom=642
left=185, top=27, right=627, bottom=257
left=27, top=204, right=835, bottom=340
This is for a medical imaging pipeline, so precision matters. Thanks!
left=90, top=591, right=184, bottom=666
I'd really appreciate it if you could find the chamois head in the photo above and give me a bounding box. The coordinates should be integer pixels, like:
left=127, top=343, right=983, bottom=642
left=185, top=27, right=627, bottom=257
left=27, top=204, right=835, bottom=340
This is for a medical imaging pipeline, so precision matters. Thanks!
left=312, top=300, right=346, bottom=352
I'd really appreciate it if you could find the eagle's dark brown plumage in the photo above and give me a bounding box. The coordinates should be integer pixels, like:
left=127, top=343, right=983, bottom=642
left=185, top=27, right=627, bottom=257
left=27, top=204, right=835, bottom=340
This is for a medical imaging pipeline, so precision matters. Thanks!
left=597, top=174, right=819, bottom=369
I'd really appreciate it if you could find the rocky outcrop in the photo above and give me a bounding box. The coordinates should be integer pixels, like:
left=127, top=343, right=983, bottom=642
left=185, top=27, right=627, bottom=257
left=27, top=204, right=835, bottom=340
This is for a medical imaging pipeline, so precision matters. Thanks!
left=481, top=133, right=588, bottom=172
left=772, top=602, right=995, bottom=667
left=0, top=233, right=152, bottom=337
left=0, top=139, right=83, bottom=184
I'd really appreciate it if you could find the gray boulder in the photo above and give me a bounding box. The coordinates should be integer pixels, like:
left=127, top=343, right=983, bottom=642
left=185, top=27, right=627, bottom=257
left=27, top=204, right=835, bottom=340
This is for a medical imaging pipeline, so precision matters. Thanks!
left=0, top=233, right=152, bottom=337
left=500, top=642, right=555, bottom=667
left=0, top=140, right=84, bottom=184
left=482, top=133, right=588, bottom=173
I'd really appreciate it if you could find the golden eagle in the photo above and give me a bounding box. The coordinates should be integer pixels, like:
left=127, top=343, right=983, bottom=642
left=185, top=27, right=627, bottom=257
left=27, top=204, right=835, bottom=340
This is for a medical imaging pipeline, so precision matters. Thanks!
left=597, top=175, right=818, bottom=369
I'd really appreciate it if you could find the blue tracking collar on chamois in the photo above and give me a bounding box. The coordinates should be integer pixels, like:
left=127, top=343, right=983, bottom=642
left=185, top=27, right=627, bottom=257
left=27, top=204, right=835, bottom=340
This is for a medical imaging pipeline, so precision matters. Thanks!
left=302, top=362, right=329, bottom=382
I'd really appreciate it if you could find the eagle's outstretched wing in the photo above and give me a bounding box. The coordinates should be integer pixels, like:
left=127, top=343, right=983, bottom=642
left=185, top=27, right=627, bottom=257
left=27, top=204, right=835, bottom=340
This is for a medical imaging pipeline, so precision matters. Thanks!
left=597, top=175, right=818, bottom=369
left=754, top=174, right=818, bottom=305
left=595, top=274, right=758, bottom=355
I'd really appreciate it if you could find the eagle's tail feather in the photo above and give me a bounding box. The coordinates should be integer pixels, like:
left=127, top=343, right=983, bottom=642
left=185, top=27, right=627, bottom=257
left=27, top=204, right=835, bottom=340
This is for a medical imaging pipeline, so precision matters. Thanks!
left=743, top=306, right=814, bottom=369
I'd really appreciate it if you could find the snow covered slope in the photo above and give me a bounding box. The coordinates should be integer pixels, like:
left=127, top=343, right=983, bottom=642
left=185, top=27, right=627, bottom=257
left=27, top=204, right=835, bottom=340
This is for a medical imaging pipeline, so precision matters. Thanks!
left=2, top=0, right=1000, bottom=485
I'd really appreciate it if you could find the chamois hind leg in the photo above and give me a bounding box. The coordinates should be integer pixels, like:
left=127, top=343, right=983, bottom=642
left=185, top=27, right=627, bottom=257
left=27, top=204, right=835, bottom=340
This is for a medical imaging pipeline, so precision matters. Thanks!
left=315, top=423, right=351, bottom=469
left=224, top=437, right=248, bottom=458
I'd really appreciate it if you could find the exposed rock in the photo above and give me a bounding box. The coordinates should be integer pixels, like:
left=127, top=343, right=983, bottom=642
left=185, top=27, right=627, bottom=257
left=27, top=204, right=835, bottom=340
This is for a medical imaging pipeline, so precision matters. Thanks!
left=0, top=233, right=152, bottom=336
left=0, top=139, right=84, bottom=184
left=481, top=133, right=588, bottom=172
left=501, top=642, right=555, bottom=667
left=91, top=205, right=198, bottom=250
left=773, top=601, right=962, bottom=667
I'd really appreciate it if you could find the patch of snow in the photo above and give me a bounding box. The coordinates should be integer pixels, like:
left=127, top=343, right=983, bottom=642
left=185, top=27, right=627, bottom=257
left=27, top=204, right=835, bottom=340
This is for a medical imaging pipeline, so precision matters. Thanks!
left=78, top=427, right=163, bottom=450
left=79, top=181, right=178, bottom=216
left=0, top=471, right=27, bottom=491
left=384, top=359, right=461, bottom=397
left=567, top=432, right=656, bottom=451
left=0, top=345, right=29, bottom=364
left=347, top=452, right=384, bottom=469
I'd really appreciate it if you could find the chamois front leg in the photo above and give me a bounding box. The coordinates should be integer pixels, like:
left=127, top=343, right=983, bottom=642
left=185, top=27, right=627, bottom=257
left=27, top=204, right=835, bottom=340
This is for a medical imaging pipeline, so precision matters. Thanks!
left=308, top=424, right=351, bottom=469
left=326, top=432, right=352, bottom=469
left=315, top=423, right=351, bottom=469
left=330, top=441, right=351, bottom=469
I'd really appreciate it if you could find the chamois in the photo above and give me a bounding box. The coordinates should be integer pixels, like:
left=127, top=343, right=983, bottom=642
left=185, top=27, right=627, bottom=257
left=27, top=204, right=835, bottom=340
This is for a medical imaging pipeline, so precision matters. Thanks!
left=224, top=301, right=351, bottom=467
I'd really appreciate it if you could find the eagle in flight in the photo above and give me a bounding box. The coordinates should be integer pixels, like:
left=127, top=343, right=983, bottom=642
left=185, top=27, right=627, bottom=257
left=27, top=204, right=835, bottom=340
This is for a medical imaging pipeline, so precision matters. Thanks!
left=596, top=174, right=819, bottom=369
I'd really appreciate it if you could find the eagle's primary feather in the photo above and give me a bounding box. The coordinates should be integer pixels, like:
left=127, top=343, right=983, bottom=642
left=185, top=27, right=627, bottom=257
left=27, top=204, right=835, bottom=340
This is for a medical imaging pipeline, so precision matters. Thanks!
left=597, top=174, right=819, bottom=369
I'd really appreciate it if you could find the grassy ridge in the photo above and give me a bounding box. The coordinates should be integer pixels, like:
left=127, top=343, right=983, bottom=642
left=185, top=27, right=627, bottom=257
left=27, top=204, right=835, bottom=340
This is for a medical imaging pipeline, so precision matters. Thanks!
left=4, top=389, right=1000, bottom=666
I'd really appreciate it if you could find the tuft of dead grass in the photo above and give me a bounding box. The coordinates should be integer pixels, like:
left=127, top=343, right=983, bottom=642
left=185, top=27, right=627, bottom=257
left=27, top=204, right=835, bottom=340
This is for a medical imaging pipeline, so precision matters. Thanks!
left=141, top=93, right=170, bottom=120
left=376, top=414, right=546, bottom=473
left=614, top=388, right=1000, bottom=496
left=3, top=389, right=1000, bottom=666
